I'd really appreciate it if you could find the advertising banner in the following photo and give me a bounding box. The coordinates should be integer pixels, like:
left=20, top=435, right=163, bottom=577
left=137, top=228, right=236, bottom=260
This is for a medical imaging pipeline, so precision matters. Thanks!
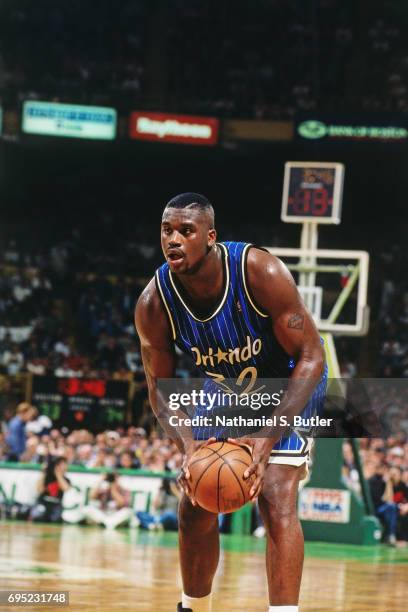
left=129, top=111, right=219, bottom=145
left=223, top=119, right=293, bottom=142
left=22, top=101, right=117, bottom=140
left=299, top=487, right=351, bottom=523
left=0, top=466, right=163, bottom=515
left=296, top=114, right=408, bottom=143
left=30, top=376, right=129, bottom=430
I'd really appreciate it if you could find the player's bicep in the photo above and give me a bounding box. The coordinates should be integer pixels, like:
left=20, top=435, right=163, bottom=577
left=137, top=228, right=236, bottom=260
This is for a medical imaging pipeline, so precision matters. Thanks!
left=270, top=271, right=322, bottom=360
left=273, top=300, right=319, bottom=360
left=247, top=249, right=323, bottom=361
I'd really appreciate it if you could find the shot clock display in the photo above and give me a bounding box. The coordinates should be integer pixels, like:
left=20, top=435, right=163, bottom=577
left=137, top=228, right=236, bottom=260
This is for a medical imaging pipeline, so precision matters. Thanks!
left=281, top=162, right=345, bottom=224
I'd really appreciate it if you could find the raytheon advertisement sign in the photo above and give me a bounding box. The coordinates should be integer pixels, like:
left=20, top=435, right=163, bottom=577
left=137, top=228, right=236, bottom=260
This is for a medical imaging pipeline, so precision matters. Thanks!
left=129, top=111, right=219, bottom=145
left=297, top=115, right=408, bottom=143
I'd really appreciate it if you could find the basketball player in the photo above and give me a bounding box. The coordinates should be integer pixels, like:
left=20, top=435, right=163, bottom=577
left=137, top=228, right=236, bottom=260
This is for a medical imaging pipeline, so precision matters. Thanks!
left=135, top=193, right=327, bottom=612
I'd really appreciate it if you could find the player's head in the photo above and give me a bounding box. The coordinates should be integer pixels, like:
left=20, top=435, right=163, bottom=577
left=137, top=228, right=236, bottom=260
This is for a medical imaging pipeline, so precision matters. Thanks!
left=161, top=192, right=216, bottom=274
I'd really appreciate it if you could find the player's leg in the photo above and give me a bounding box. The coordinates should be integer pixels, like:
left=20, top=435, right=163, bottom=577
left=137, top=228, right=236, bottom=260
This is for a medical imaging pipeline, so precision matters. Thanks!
left=178, top=493, right=219, bottom=611
left=258, top=463, right=305, bottom=608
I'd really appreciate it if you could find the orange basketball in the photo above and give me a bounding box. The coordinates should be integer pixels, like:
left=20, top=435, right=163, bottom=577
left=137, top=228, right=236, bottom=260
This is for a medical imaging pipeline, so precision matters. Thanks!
left=188, top=441, right=254, bottom=514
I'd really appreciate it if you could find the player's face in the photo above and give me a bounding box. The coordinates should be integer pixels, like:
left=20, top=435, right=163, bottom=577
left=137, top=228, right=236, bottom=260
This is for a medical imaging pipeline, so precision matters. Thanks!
left=161, top=208, right=216, bottom=274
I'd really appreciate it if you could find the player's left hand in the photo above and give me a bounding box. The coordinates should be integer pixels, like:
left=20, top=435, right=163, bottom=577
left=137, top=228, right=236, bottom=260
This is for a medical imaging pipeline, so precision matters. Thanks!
left=228, top=437, right=273, bottom=499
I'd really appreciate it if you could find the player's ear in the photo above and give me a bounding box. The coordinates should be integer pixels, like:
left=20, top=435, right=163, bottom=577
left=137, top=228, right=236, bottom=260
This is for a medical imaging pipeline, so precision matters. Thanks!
left=208, top=228, right=217, bottom=247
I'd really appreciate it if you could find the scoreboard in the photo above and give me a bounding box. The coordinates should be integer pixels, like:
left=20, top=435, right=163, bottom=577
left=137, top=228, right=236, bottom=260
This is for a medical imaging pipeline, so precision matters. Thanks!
left=281, top=162, right=344, bottom=224
left=30, top=376, right=130, bottom=431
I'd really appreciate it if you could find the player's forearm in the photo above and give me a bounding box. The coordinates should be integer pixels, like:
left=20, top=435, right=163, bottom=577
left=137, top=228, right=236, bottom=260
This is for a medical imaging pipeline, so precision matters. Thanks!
left=258, top=350, right=325, bottom=455
left=275, top=352, right=324, bottom=419
left=148, top=386, right=194, bottom=453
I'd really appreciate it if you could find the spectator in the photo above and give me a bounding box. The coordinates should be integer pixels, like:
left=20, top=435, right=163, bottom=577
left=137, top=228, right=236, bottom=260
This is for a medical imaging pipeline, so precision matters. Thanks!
left=136, top=476, right=180, bottom=531
left=2, top=344, right=24, bottom=375
left=125, top=342, right=142, bottom=373
left=82, top=472, right=133, bottom=529
left=390, top=467, right=408, bottom=544
left=118, top=450, right=140, bottom=469
left=342, top=440, right=361, bottom=494
left=98, top=337, right=123, bottom=371
left=30, top=456, right=71, bottom=523
left=5, top=402, right=35, bottom=461
left=25, top=408, right=52, bottom=437
left=19, top=435, right=41, bottom=463
left=368, top=462, right=399, bottom=546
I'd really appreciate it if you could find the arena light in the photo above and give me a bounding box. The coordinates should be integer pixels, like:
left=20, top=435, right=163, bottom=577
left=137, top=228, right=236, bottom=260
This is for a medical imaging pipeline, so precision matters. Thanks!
left=129, top=111, right=219, bottom=145
left=22, top=101, right=117, bottom=140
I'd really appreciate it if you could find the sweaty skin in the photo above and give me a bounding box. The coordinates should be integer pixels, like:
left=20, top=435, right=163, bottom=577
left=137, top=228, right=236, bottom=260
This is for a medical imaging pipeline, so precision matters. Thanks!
left=135, top=207, right=325, bottom=606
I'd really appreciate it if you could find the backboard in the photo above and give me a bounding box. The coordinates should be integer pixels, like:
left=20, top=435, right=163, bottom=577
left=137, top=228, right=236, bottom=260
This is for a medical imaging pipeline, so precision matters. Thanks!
left=265, top=247, right=370, bottom=336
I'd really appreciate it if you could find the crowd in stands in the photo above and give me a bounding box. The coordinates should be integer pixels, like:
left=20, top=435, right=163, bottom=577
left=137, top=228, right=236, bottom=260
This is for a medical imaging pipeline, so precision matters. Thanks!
left=0, top=402, right=182, bottom=471
left=0, top=230, right=157, bottom=380
left=343, top=437, right=408, bottom=545
left=0, top=0, right=147, bottom=113
left=0, top=401, right=183, bottom=530
left=1, top=397, right=407, bottom=544
left=338, top=241, right=408, bottom=545
left=2, top=242, right=362, bottom=382
left=1, top=0, right=408, bottom=118
left=377, top=245, right=408, bottom=378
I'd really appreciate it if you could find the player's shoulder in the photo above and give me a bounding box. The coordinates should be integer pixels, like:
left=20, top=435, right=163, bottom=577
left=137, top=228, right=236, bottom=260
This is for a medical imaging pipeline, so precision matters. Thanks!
left=246, top=245, right=289, bottom=280
left=136, top=277, right=159, bottom=310
left=135, top=277, right=167, bottom=333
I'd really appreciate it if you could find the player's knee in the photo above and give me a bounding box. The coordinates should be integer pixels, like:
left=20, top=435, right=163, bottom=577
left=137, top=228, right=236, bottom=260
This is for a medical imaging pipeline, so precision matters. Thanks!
left=261, top=475, right=294, bottom=508
left=259, top=485, right=300, bottom=535
left=261, top=502, right=300, bottom=539
left=178, top=495, right=218, bottom=534
left=268, top=509, right=300, bottom=534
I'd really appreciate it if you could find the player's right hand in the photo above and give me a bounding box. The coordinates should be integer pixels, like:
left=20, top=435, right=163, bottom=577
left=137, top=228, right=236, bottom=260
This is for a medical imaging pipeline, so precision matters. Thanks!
left=178, top=437, right=216, bottom=505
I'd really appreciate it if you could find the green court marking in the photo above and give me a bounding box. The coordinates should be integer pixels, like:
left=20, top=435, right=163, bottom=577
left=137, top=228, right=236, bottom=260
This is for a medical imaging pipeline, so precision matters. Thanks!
left=124, top=529, right=179, bottom=549
left=223, top=536, right=408, bottom=564
left=28, top=566, right=54, bottom=574
left=123, top=530, right=408, bottom=564
left=305, top=541, right=408, bottom=564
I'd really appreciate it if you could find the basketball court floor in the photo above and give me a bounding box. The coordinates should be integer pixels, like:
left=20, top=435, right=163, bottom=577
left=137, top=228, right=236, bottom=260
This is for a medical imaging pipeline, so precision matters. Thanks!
left=0, top=522, right=406, bottom=611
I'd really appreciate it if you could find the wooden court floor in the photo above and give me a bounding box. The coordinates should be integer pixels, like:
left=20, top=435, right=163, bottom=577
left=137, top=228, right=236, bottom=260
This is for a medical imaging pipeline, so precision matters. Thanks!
left=0, top=522, right=407, bottom=611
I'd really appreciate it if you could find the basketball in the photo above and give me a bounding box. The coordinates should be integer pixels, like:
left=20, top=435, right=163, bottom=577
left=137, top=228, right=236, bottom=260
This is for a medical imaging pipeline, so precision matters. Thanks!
left=188, top=442, right=255, bottom=514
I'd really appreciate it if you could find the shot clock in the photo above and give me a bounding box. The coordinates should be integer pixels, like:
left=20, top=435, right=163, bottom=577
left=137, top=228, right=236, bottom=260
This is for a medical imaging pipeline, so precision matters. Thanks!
left=281, top=162, right=345, bottom=224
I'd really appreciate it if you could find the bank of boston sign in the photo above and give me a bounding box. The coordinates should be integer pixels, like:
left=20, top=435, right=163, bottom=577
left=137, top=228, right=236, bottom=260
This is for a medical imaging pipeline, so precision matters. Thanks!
left=297, top=116, right=408, bottom=142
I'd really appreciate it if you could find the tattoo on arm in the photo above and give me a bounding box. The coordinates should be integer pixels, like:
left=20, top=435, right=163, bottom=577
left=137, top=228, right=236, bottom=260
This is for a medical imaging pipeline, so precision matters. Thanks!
left=287, top=313, right=305, bottom=330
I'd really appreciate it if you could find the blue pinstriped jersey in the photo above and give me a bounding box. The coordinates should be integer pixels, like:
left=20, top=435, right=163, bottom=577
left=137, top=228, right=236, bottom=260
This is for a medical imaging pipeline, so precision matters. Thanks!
left=155, top=241, right=327, bottom=444
left=155, top=242, right=294, bottom=380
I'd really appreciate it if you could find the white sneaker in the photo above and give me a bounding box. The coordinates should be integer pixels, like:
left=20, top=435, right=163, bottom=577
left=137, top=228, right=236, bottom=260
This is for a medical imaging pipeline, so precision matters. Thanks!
left=253, top=526, right=266, bottom=538
left=387, top=534, right=397, bottom=547
left=104, top=517, right=116, bottom=530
